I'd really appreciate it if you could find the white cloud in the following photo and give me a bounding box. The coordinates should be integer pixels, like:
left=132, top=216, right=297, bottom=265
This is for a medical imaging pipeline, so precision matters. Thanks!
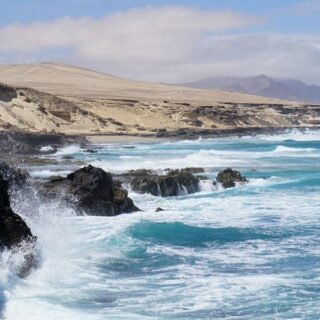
left=0, top=6, right=319, bottom=84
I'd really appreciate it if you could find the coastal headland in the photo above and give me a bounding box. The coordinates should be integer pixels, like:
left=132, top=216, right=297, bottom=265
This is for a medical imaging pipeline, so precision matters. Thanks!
left=0, top=63, right=319, bottom=142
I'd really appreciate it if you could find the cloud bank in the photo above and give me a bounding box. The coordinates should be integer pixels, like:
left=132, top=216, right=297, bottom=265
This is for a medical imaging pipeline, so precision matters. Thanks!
left=0, top=6, right=319, bottom=83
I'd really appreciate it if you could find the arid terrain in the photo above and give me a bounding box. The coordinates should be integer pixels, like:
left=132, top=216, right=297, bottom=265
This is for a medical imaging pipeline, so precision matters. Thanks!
left=0, top=63, right=320, bottom=137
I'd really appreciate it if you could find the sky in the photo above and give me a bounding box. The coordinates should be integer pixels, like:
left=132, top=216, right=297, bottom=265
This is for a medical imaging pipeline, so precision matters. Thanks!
left=0, top=0, right=319, bottom=83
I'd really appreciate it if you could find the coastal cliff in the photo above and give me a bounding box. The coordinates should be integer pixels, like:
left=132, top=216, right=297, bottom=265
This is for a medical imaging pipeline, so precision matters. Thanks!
left=0, top=64, right=319, bottom=137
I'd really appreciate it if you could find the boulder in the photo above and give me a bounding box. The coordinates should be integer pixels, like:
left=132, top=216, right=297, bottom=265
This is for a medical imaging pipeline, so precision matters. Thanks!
left=42, top=165, right=140, bottom=216
left=0, top=162, right=29, bottom=188
left=0, top=175, right=35, bottom=248
left=131, top=169, right=200, bottom=197
left=215, top=168, right=248, bottom=188
left=165, top=167, right=205, bottom=174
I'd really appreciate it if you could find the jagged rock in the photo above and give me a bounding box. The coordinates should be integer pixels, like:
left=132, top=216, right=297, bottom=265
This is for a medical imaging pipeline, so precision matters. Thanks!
left=42, top=165, right=140, bottom=216
left=131, top=169, right=200, bottom=197
left=155, top=207, right=165, bottom=212
left=0, top=176, right=34, bottom=248
left=85, top=149, right=98, bottom=153
left=0, top=170, right=36, bottom=277
left=165, top=167, right=205, bottom=174
left=0, top=131, right=88, bottom=156
left=0, top=162, right=29, bottom=188
left=215, top=168, right=248, bottom=188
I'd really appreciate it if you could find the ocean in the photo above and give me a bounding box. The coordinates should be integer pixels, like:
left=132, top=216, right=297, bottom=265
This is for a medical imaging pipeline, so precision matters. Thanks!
left=1, top=129, right=320, bottom=320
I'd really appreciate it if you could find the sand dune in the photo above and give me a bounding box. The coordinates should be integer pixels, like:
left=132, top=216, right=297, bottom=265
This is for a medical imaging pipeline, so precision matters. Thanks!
left=0, top=63, right=291, bottom=103
left=0, top=63, right=319, bottom=136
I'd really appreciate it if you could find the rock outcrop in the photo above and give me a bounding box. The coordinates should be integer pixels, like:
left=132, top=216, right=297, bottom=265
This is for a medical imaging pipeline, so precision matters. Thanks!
left=0, top=83, right=17, bottom=102
left=215, top=168, right=248, bottom=188
left=0, top=131, right=87, bottom=155
left=0, top=162, right=29, bottom=188
left=42, top=165, right=140, bottom=216
left=130, top=169, right=200, bottom=197
left=0, top=175, right=35, bottom=249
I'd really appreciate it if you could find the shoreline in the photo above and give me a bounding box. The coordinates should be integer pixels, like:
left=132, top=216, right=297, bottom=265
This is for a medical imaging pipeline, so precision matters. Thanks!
left=84, top=126, right=319, bottom=144
left=86, top=135, right=168, bottom=144
left=0, top=126, right=318, bottom=156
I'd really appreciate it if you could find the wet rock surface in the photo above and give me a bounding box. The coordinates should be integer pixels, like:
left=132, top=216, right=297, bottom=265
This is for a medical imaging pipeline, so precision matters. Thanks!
left=130, top=169, right=201, bottom=197
left=0, top=131, right=87, bottom=155
left=41, top=165, right=140, bottom=216
left=0, top=177, right=35, bottom=249
left=215, top=168, right=248, bottom=188
left=0, top=162, right=29, bottom=188
left=0, top=165, right=37, bottom=277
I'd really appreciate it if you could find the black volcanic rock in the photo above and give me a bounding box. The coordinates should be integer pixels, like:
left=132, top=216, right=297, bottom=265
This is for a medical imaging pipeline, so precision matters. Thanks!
left=131, top=169, right=200, bottom=197
left=0, top=131, right=87, bottom=155
left=0, top=176, right=34, bottom=249
left=215, top=168, right=248, bottom=189
left=0, top=162, right=29, bottom=188
left=42, top=165, right=140, bottom=216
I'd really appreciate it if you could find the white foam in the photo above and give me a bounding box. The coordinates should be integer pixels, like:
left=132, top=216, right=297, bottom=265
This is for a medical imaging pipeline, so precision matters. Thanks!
left=55, top=145, right=82, bottom=156
left=3, top=134, right=320, bottom=319
left=259, top=129, right=320, bottom=142
left=30, top=170, right=71, bottom=179
left=40, top=146, right=54, bottom=152
left=273, top=145, right=316, bottom=153
left=198, top=180, right=215, bottom=192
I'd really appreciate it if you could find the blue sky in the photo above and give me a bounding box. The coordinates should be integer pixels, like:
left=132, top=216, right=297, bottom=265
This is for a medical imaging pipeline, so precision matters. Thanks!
left=0, top=0, right=319, bottom=83
left=0, top=0, right=318, bottom=32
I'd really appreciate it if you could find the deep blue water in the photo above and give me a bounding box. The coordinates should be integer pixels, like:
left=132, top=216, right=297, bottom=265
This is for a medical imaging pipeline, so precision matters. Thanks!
left=1, top=130, right=320, bottom=319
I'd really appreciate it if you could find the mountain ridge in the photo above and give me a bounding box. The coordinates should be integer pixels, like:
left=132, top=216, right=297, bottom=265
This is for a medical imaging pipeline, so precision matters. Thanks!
left=179, top=75, right=320, bottom=103
left=0, top=63, right=320, bottom=137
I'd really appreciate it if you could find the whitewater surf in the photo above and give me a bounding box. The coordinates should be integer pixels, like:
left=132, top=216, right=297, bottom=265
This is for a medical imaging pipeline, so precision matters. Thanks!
left=1, top=130, right=320, bottom=320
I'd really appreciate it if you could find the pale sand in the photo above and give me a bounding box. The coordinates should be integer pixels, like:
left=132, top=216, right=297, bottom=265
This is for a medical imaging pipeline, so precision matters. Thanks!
left=0, top=63, right=318, bottom=136
left=86, top=135, right=167, bottom=144
left=0, top=63, right=293, bottom=104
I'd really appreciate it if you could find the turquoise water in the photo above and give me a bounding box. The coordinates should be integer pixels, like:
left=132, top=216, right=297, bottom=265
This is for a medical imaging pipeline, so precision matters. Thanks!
left=2, top=130, right=320, bottom=319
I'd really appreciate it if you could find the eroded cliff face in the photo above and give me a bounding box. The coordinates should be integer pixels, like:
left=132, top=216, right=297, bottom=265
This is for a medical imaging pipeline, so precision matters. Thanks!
left=0, top=77, right=319, bottom=136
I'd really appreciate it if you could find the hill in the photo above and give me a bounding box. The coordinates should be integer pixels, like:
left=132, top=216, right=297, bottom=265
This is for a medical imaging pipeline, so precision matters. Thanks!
left=0, top=63, right=319, bottom=137
left=179, top=75, right=320, bottom=103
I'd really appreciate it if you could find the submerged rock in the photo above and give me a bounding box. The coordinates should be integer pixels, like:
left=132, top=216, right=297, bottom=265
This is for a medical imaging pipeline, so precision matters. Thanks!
left=131, top=169, right=200, bottom=197
left=215, top=168, right=248, bottom=188
left=42, top=165, right=140, bottom=216
left=84, top=149, right=98, bottom=153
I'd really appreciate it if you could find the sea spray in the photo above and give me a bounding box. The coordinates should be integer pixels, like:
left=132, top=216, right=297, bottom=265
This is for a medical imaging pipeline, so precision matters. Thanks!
left=2, top=130, right=320, bottom=319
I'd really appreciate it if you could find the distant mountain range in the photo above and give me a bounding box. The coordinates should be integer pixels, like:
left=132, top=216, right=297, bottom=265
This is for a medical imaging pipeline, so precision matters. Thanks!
left=179, top=75, right=320, bottom=104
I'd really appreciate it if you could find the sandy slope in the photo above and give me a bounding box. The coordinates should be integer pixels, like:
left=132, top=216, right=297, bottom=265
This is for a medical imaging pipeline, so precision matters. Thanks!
left=0, top=63, right=291, bottom=103
left=0, top=63, right=319, bottom=136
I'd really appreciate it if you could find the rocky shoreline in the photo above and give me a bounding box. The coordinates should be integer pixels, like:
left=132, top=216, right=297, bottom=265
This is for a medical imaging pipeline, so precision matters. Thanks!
left=0, top=127, right=303, bottom=278
left=86, top=125, right=318, bottom=141
left=0, top=159, right=247, bottom=277
left=0, top=126, right=317, bottom=162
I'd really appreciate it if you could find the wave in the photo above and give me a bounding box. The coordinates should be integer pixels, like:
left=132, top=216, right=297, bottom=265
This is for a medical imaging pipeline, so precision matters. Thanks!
left=40, top=145, right=55, bottom=152
left=129, top=221, right=273, bottom=247
left=30, top=170, right=72, bottom=179
left=273, top=145, right=317, bottom=153
left=54, top=145, right=82, bottom=156
left=90, top=143, right=319, bottom=173
left=259, top=129, right=320, bottom=142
